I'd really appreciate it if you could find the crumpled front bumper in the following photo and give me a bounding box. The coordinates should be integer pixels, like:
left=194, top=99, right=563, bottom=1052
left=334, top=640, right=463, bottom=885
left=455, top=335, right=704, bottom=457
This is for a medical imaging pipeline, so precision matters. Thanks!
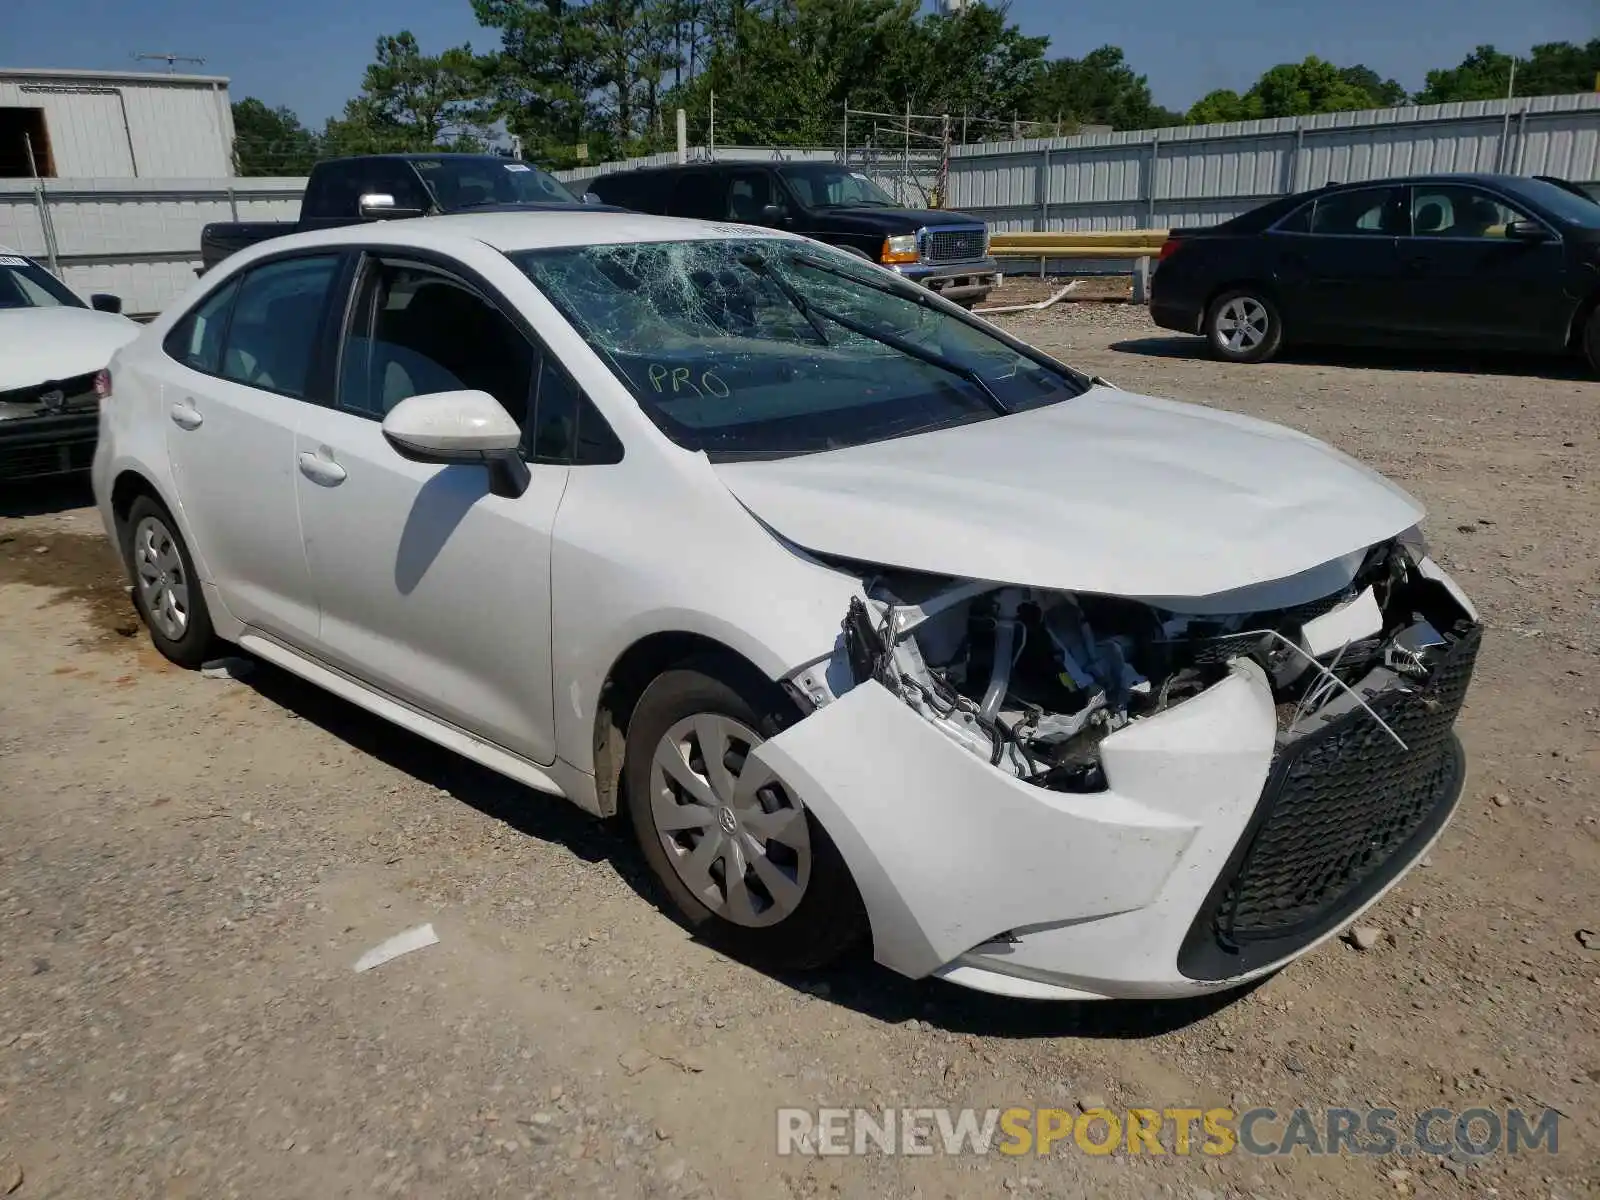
left=756, top=644, right=1467, bottom=1001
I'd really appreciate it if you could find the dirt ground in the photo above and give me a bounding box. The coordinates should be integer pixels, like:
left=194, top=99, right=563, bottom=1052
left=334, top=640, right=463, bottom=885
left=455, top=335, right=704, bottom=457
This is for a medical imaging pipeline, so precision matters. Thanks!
left=1, top=308, right=1597, bottom=1200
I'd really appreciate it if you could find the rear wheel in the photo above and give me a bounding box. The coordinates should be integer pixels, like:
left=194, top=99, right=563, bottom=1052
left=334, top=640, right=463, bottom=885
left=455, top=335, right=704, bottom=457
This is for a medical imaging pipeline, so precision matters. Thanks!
left=1205, top=287, right=1284, bottom=364
left=623, top=659, right=867, bottom=970
left=120, top=495, right=216, bottom=668
left=1582, top=306, right=1600, bottom=376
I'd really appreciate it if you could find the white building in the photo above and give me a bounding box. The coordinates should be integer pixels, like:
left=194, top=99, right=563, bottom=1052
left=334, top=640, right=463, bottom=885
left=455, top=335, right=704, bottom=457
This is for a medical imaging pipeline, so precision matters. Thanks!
left=0, top=67, right=236, bottom=179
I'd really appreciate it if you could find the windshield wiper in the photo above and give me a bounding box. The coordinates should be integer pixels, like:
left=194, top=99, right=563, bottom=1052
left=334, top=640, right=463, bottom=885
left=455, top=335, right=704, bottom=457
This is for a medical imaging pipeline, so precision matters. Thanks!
left=736, top=254, right=831, bottom=345
left=787, top=252, right=934, bottom=307
left=805, top=296, right=1010, bottom=415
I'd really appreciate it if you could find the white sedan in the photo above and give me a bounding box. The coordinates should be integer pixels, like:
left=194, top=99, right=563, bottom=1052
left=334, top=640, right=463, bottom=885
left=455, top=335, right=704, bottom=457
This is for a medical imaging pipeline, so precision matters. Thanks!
left=91, top=212, right=1480, bottom=1001
left=1, top=248, right=136, bottom=480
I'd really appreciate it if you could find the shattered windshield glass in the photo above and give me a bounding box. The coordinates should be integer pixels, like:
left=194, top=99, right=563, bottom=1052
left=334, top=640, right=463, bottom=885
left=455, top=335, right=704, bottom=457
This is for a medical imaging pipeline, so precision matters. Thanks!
left=512, top=239, right=1085, bottom=459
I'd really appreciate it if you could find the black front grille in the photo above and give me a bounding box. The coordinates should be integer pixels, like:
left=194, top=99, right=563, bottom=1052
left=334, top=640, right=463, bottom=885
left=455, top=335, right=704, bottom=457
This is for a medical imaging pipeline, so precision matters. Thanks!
left=1180, top=624, right=1480, bottom=979
left=923, top=228, right=986, bottom=263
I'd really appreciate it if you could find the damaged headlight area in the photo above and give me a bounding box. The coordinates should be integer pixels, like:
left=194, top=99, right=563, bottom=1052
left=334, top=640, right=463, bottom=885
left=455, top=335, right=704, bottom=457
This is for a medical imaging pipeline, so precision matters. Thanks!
left=805, top=537, right=1479, bottom=795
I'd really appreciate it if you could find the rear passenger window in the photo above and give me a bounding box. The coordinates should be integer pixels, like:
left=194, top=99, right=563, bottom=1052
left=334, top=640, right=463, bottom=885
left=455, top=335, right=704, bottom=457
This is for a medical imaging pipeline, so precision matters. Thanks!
left=1308, top=187, right=1403, bottom=236
left=221, top=256, right=340, bottom=398
left=164, top=278, right=240, bottom=374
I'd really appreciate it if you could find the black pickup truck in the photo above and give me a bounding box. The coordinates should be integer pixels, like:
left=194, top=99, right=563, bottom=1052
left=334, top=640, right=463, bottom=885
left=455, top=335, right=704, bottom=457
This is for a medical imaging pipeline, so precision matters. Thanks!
left=586, top=161, right=1001, bottom=307
left=200, top=153, right=602, bottom=272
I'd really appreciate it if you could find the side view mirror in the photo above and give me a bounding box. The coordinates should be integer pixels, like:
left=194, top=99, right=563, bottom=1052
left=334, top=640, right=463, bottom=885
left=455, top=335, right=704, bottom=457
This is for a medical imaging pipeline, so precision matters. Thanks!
left=90, top=293, right=123, bottom=314
left=761, top=204, right=789, bottom=225
left=358, top=192, right=425, bottom=220
left=582, top=192, right=603, bottom=205
left=1504, top=219, right=1550, bottom=242
left=381, top=390, right=530, bottom=499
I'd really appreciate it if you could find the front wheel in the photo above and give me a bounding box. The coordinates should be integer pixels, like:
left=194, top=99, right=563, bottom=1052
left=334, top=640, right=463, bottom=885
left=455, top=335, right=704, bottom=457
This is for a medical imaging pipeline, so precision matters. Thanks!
left=623, top=660, right=867, bottom=971
left=1205, top=288, right=1284, bottom=364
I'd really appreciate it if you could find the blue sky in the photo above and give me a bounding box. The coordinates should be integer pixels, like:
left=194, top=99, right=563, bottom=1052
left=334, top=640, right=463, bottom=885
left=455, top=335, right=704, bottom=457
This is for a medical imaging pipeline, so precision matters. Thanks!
left=2, top=0, right=1594, bottom=125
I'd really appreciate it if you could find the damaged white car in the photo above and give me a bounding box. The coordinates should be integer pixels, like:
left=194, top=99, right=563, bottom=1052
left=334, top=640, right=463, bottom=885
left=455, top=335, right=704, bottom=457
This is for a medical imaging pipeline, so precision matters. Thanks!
left=93, top=213, right=1481, bottom=1001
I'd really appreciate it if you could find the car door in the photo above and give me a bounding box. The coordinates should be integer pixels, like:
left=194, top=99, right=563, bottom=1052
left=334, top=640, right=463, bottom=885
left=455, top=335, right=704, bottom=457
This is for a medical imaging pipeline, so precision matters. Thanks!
left=1269, top=185, right=1406, bottom=340
left=291, top=251, right=572, bottom=766
left=160, top=252, right=342, bottom=647
left=1392, top=183, right=1568, bottom=348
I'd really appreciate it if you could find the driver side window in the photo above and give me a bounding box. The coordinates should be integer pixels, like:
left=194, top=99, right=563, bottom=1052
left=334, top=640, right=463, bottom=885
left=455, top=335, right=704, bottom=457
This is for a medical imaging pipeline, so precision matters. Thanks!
left=336, top=256, right=622, bottom=465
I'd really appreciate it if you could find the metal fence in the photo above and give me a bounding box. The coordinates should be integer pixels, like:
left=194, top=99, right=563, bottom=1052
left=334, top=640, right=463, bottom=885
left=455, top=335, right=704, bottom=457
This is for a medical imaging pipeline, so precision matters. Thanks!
left=948, top=92, right=1600, bottom=232
left=0, top=177, right=303, bottom=316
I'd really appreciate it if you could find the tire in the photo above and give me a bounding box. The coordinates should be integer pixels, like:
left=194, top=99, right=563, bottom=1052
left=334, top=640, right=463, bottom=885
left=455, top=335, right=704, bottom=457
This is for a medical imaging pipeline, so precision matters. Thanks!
left=1583, top=306, right=1600, bottom=377
left=119, top=494, right=216, bottom=669
left=1205, top=287, right=1284, bottom=364
left=623, top=657, right=867, bottom=971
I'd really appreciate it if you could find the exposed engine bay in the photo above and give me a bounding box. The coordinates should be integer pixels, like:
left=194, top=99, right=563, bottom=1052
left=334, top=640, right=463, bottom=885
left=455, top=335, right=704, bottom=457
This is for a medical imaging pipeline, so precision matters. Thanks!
left=826, top=535, right=1478, bottom=794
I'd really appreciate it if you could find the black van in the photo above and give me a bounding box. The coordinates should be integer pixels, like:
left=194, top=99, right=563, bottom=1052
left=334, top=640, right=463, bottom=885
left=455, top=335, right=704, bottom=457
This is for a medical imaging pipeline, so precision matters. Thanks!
left=587, top=160, right=1001, bottom=307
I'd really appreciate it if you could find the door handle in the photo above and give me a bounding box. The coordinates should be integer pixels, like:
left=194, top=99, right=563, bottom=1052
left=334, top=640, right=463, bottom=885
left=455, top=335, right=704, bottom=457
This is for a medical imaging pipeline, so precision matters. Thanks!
left=169, top=400, right=203, bottom=430
left=297, top=450, right=347, bottom=487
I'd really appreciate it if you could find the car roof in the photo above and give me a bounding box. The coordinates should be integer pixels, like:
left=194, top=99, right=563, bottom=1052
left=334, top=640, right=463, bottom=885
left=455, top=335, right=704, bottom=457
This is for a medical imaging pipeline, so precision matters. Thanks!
left=272, top=210, right=796, bottom=255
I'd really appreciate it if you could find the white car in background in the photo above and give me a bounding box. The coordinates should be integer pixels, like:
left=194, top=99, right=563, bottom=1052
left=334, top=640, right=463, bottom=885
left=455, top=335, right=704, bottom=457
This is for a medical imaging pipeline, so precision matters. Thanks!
left=91, top=212, right=1481, bottom=1002
left=0, top=248, right=136, bottom=481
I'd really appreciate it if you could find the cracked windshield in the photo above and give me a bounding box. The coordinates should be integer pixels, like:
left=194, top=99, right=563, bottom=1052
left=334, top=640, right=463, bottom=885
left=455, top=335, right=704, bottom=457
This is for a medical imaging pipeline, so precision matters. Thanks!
left=516, top=240, right=1085, bottom=458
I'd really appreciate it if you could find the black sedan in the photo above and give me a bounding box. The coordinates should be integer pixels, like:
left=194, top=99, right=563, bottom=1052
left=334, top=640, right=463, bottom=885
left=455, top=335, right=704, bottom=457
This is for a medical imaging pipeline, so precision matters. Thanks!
left=1150, top=173, right=1600, bottom=373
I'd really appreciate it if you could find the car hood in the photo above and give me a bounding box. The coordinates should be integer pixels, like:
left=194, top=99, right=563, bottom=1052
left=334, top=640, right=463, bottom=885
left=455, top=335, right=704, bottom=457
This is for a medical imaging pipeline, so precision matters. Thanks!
left=807, top=206, right=987, bottom=234
left=711, top=386, right=1425, bottom=604
left=0, top=307, right=139, bottom=392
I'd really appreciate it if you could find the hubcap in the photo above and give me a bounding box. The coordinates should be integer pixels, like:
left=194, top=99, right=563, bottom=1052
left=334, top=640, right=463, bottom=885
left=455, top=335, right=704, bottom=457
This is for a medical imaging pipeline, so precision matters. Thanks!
left=649, top=713, right=812, bottom=928
left=132, top=515, right=189, bottom=642
left=1216, top=297, right=1270, bottom=352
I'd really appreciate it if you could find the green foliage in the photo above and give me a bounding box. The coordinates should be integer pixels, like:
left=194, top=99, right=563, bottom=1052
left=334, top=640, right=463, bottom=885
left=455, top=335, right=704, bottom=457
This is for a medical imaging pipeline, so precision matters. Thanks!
left=231, top=98, right=319, bottom=175
left=321, top=31, right=492, bottom=157
left=1418, top=40, right=1600, bottom=104
left=1032, top=46, right=1183, bottom=131
left=1186, top=56, right=1398, bottom=124
left=247, top=12, right=1600, bottom=173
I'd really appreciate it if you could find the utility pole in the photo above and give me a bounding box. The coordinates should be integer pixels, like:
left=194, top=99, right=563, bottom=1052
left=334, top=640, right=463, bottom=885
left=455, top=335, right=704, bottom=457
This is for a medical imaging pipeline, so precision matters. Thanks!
left=709, top=89, right=716, bottom=157
left=133, top=51, right=206, bottom=73
left=842, top=98, right=849, bottom=165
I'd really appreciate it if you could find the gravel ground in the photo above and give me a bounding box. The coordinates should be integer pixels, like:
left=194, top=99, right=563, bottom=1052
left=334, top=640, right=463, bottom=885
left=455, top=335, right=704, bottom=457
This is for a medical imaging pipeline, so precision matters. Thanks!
left=1, top=306, right=1597, bottom=1200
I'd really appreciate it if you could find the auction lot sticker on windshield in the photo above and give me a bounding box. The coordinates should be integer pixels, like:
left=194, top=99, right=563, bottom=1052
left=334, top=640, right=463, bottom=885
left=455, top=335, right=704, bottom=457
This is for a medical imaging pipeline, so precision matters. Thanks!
left=505, top=163, right=532, bottom=172
left=0, top=256, right=28, bottom=267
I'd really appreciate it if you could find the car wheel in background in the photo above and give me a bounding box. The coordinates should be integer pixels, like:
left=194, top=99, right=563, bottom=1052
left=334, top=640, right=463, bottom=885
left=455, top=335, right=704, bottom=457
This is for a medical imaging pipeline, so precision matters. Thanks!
left=1205, top=288, right=1284, bottom=364
left=1583, top=306, right=1600, bottom=377
left=623, top=659, right=867, bottom=971
left=120, top=495, right=216, bottom=669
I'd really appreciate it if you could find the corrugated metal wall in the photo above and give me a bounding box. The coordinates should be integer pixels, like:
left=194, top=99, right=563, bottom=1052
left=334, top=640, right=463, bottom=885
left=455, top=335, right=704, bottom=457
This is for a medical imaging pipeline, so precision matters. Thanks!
left=950, top=93, right=1600, bottom=231
left=0, top=178, right=302, bottom=314
left=0, top=72, right=234, bottom=179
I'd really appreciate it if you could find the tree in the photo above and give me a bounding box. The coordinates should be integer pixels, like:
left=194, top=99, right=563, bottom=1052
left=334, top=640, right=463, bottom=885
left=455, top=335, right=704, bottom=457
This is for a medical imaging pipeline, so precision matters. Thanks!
left=1188, top=56, right=1397, bottom=124
left=1520, top=39, right=1600, bottom=96
left=474, top=0, right=600, bottom=162
left=322, top=31, right=491, bottom=156
left=1415, top=44, right=1518, bottom=104
left=1418, top=40, right=1600, bottom=103
left=1338, top=65, right=1407, bottom=108
left=231, top=97, right=318, bottom=175
left=1031, top=45, right=1182, bottom=131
